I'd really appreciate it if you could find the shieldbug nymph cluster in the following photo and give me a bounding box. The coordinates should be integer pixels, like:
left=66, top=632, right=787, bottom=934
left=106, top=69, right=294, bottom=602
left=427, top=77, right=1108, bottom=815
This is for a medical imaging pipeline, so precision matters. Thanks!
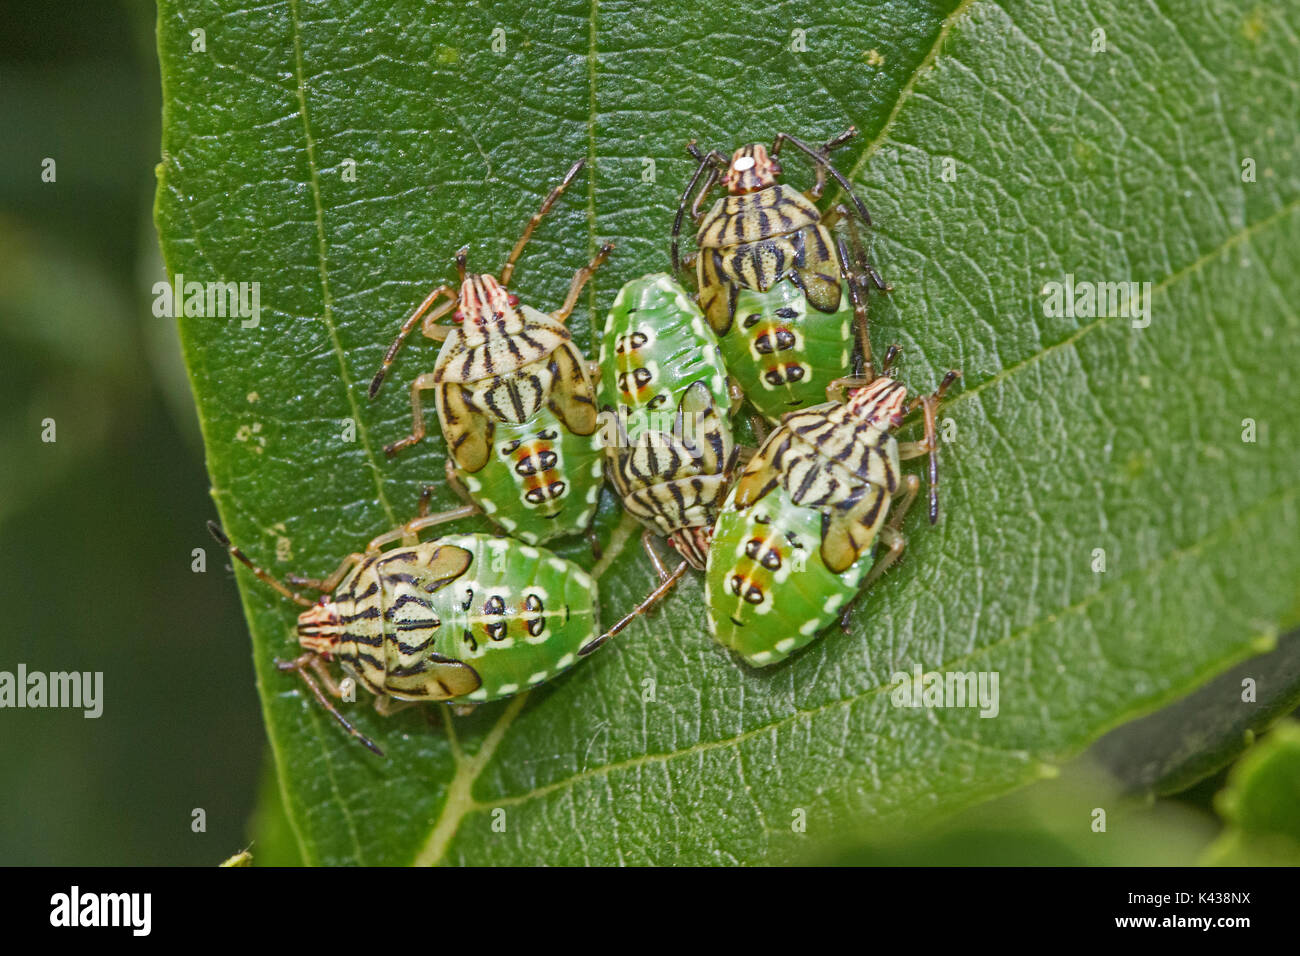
left=216, top=140, right=959, bottom=755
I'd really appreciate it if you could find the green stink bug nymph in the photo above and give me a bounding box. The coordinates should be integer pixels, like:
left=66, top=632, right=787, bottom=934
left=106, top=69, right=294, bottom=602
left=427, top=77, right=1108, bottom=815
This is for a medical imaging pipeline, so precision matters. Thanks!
left=672, top=130, right=890, bottom=424
left=369, top=159, right=608, bottom=545
left=597, top=273, right=739, bottom=569
left=705, top=354, right=959, bottom=667
left=210, top=504, right=683, bottom=755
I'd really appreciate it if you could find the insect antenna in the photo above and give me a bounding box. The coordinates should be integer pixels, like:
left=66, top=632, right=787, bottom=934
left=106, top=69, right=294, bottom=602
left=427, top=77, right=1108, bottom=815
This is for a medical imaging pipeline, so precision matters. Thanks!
left=671, top=142, right=725, bottom=281
left=905, top=370, right=961, bottom=524
left=771, top=132, right=873, bottom=227
left=500, top=158, right=585, bottom=286
left=276, top=655, right=384, bottom=756
left=207, top=521, right=315, bottom=608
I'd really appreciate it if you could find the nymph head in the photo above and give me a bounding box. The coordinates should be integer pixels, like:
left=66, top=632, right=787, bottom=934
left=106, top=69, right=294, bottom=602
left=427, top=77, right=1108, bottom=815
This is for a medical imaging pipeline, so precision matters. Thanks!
left=722, top=144, right=782, bottom=194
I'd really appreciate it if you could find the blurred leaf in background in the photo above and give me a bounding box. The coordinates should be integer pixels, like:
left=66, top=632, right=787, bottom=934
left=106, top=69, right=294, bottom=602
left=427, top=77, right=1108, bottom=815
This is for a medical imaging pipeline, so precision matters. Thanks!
left=814, top=758, right=1220, bottom=866
left=0, top=0, right=261, bottom=864
left=824, top=640, right=1300, bottom=865
left=154, top=0, right=1300, bottom=866
left=1203, top=720, right=1300, bottom=865
left=1092, top=627, right=1300, bottom=798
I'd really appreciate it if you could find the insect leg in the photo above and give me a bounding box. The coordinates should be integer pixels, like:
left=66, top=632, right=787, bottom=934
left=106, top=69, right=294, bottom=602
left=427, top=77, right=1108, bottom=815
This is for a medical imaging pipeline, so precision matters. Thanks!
left=898, top=370, right=961, bottom=523
left=365, top=503, right=480, bottom=552
left=807, top=158, right=829, bottom=202
left=726, top=376, right=746, bottom=405
left=827, top=203, right=890, bottom=293
left=836, top=474, right=919, bottom=631
left=825, top=374, right=873, bottom=404
left=368, top=284, right=457, bottom=399
left=383, top=372, right=439, bottom=457
left=276, top=653, right=383, bottom=756
left=428, top=463, right=505, bottom=542
left=501, top=158, right=586, bottom=286
left=372, top=695, right=418, bottom=718
left=725, top=378, right=769, bottom=439
left=825, top=344, right=904, bottom=402
left=301, top=654, right=344, bottom=696
left=640, top=529, right=673, bottom=583
left=551, top=242, right=615, bottom=324
left=579, top=559, right=689, bottom=656
left=436, top=461, right=479, bottom=511
left=836, top=236, right=875, bottom=380
left=286, top=552, right=366, bottom=594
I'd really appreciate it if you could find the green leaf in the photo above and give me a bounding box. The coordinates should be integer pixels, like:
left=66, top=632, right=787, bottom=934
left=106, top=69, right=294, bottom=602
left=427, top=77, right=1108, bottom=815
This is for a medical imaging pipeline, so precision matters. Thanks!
left=1091, top=627, right=1300, bottom=796
left=1203, top=721, right=1300, bottom=865
left=156, top=0, right=1300, bottom=865
left=815, top=757, right=1220, bottom=865
left=246, top=753, right=305, bottom=867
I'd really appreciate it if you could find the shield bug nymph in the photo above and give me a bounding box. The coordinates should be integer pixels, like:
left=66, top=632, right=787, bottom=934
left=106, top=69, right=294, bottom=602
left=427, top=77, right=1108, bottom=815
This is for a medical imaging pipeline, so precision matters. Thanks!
left=705, top=348, right=959, bottom=667
left=597, top=273, right=741, bottom=571
left=210, top=503, right=684, bottom=755
left=672, top=129, right=891, bottom=424
left=369, top=159, right=608, bottom=545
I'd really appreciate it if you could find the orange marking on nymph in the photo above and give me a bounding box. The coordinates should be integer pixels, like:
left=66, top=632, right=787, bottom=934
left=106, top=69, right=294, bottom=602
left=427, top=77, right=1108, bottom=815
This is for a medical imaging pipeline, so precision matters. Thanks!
left=513, top=438, right=563, bottom=502
left=616, top=357, right=653, bottom=401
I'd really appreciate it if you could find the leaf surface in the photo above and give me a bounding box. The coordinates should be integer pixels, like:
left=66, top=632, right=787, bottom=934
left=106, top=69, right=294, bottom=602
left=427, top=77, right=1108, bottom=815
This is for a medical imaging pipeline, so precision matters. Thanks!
left=156, top=0, right=1300, bottom=864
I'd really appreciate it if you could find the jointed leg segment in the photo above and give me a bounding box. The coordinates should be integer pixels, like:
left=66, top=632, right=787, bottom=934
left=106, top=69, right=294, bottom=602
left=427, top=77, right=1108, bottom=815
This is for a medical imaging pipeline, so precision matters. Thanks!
left=275, top=652, right=384, bottom=755
left=837, top=474, right=920, bottom=632
left=898, top=370, right=961, bottom=524
left=579, top=559, right=689, bottom=656
left=552, top=242, right=615, bottom=323
left=383, top=372, right=439, bottom=457
left=364, top=503, right=481, bottom=552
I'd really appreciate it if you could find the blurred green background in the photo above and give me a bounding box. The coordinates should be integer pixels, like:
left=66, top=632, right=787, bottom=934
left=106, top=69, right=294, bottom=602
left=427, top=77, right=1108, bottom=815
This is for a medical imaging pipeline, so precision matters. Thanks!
left=1, top=0, right=1296, bottom=866
left=0, top=0, right=261, bottom=865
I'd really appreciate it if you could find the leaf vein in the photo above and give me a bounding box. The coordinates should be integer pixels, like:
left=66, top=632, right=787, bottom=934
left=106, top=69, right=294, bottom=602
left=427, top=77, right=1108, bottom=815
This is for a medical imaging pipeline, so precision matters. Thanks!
left=288, top=0, right=396, bottom=527
left=944, top=195, right=1300, bottom=414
